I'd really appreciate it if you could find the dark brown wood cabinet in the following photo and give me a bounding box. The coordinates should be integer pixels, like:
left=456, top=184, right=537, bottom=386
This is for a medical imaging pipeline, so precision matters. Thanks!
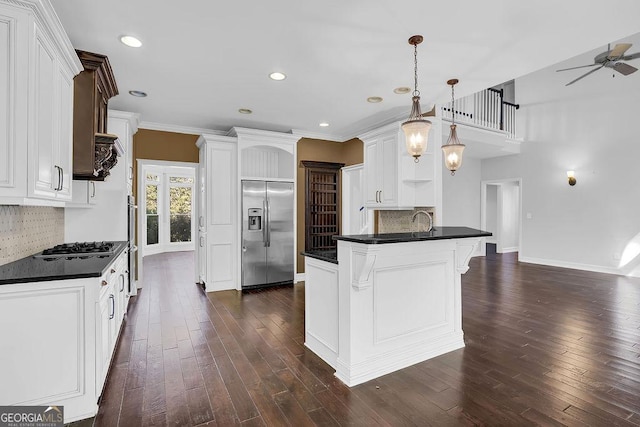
left=72, top=50, right=119, bottom=180
left=302, top=161, right=344, bottom=251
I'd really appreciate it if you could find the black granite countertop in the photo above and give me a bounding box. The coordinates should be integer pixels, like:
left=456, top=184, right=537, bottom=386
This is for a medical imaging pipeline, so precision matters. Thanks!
left=333, top=227, right=491, bottom=244
left=301, top=249, right=338, bottom=264
left=0, top=241, right=128, bottom=285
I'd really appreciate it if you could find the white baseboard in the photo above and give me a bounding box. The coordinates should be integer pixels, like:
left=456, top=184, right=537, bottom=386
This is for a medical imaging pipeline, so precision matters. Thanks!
left=334, top=333, right=464, bottom=387
left=295, top=273, right=306, bottom=283
left=518, top=256, right=621, bottom=276
left=499, top=246, right=519, bottom=254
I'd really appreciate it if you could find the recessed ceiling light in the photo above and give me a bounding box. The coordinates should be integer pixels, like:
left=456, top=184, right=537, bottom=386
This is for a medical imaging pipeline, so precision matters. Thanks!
left=120, top=35, right=142, bottom=48
left=129, top=90, right=147, bottom=97
left=238, top=108, right=253, bottom=114
left=269, top=72, right=286, bottom=81
left=319, top=122, right=329, bottom=127
left=367, top=96, right=383, bottom=103
left=394, top=87, right=411, bottom=94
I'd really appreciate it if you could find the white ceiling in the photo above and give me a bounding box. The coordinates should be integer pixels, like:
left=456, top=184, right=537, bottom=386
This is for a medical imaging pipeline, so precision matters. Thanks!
left=50, top=0, right=640, bottom=140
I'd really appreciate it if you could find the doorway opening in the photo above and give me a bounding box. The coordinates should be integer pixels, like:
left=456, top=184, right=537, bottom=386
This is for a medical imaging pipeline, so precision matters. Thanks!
left=137, top=160, right=197, bottom=286
left=481, top=178, right=522, bottom=255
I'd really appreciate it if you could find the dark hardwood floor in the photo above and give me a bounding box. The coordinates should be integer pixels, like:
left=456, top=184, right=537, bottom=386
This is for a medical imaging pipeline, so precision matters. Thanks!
left=91, top=249, right=640, bottom=426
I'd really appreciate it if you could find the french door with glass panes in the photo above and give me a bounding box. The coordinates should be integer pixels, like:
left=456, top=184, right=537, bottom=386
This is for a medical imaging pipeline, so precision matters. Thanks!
left=143, top=166, right=196, bottom=255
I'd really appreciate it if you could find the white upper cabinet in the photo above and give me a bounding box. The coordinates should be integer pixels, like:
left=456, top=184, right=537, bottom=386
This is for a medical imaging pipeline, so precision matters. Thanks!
left=361, top=119, right=442, bottom=209
left=0, top=0, right=82, bottom=206
left=233, top=127, right=297, bottom=181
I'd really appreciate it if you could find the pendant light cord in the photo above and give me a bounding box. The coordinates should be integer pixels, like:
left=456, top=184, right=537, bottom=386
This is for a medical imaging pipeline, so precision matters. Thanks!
left=413, top=43, right=420, bottom=97
left=451, top=83, right=455, bottom=125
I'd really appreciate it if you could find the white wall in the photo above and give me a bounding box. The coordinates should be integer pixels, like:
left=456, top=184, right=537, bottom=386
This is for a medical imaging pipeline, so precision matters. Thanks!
left=485, top=185, right=497, bottom=243
left=499, top=182, right=519, bottom=252
left=441, top=156, right=481, bottom=228
left=482, top=32, right=640, bottom=276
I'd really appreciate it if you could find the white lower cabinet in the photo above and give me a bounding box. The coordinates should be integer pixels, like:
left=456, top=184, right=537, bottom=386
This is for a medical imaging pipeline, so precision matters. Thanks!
left=97, top=286, right=113, bottom=394
left=0, top=248, right=129, bottom=423
left=96, top=249, right=128, bottom=394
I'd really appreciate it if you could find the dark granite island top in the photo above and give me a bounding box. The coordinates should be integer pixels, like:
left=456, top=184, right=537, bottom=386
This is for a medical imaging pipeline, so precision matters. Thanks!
left=333, top=226, right=491, bottom=244
left=0, top=241, right=128, bottom=285
left=301, top=249, right=338, bottom=264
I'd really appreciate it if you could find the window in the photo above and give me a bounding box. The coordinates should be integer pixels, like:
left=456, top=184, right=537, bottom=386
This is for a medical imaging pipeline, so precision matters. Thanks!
left=169, top=183, right=192, bottom=243
left=302, top=161, right=344, bottom=251
left=141, top=164, right=196, bottom=255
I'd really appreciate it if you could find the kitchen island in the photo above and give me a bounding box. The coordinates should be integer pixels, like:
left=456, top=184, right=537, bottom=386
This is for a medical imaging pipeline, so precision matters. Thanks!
left=303, top=227, right=491, bottom=386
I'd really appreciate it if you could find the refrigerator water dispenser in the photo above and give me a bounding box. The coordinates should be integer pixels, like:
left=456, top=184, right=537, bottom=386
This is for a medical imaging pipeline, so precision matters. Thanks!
left=248, top=208, right=262, bottom=230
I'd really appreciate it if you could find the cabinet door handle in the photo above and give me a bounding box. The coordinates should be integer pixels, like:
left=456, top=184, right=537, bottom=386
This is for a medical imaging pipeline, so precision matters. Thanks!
left=101, top=280, right=108, bottom=286
left=199, top=236, right=204, bottom=247
left=129, top=166, right=133, bottom=180
left=379, top=190, right=382, bottom=203
left=54, top=165, right=62, bottom=191
left=119, top=274, right=125, bottom=292
left=91, top=181, right=96, bottom=198
left=109, top=294, right=115, bottom=319
left=60, top=167, right=64, bottom=191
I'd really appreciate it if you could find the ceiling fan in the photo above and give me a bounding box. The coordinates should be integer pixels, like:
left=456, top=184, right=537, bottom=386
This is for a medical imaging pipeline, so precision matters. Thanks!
left=556, top=43, right=640, bottom=86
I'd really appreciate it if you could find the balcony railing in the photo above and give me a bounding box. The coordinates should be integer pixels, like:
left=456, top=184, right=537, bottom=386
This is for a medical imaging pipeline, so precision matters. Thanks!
left=441, top=88, right=520, bottom=139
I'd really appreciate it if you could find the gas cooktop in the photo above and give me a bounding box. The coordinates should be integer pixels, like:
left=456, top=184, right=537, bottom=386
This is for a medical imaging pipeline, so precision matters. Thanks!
left=33, top=242, right=116, bottom=260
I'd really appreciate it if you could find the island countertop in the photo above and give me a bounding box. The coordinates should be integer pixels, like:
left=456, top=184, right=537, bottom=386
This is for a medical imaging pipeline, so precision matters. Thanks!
left=301, top=249, right=338, bottom=264
left=333, top=226, right=491, bottom=244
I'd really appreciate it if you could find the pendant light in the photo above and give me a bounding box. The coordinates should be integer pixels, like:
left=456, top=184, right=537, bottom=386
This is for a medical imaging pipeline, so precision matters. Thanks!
left=401, top=35, right=432, bottom=163
left=441, top=79, right=465, bottom=175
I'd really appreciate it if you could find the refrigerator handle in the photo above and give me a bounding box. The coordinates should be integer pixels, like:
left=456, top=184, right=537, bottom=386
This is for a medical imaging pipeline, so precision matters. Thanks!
left=263, top=199, right=268, bottom=247
left=266, top=198, right=271, bottom=247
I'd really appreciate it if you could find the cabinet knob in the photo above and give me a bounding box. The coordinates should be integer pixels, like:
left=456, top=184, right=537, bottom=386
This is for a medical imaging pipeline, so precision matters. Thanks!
left=111, top=268, right=116, bottom=274
left=101, top=280, right=108, bottom=286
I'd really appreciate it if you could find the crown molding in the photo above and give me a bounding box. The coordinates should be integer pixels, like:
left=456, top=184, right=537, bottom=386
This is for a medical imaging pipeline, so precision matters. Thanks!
left=139, top=121, right=226, bottom=136
left=339, top=108, right=412, bottom=141
left=108, top=110, right=141, bottom=134
left=196, top=133, right=238, bottom=149
left=289, top=129, right=349, bottom=143
left=10, top=0, right=82, bottom=75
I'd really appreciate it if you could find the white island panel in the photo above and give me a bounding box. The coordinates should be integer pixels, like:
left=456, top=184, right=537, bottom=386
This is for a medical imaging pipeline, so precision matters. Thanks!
left=304, top=256, right=339, bottom=368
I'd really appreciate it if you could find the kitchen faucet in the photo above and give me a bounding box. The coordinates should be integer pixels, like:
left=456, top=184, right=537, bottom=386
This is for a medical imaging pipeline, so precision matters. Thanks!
left=411, top=210, right=433, bottom=232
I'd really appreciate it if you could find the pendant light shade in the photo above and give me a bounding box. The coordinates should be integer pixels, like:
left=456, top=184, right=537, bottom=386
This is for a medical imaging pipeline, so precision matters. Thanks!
left=443, top=124, right=465, bottom=172
left=441, top=79, right=465, bottom=175
left=402, top=35, right=431, bottom=162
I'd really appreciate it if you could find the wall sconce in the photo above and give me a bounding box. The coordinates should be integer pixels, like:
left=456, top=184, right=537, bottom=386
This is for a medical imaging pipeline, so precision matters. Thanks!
left=567, top=170, right=576, bottom=186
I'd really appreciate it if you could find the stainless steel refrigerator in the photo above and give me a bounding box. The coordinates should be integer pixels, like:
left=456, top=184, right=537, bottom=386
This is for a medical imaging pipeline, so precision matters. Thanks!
left=241, top=180, right=294, bottom=289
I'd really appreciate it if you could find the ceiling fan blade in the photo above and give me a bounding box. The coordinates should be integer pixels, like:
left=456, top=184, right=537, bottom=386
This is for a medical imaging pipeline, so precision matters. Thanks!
left=565, top=64, right=605, bottom=86
left=612, top=62, right=638, bottom=76
left=608, top=43, right=632, bottom=59
left=620, top=52, right=640, bottom=61
left=556, top=63, right=599, bottom=72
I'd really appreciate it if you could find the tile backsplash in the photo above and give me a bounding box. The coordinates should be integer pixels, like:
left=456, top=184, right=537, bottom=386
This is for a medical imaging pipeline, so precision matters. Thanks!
left=377, top=207, right=436, bottom=233
left=0, top=206, right=64, bottom=266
